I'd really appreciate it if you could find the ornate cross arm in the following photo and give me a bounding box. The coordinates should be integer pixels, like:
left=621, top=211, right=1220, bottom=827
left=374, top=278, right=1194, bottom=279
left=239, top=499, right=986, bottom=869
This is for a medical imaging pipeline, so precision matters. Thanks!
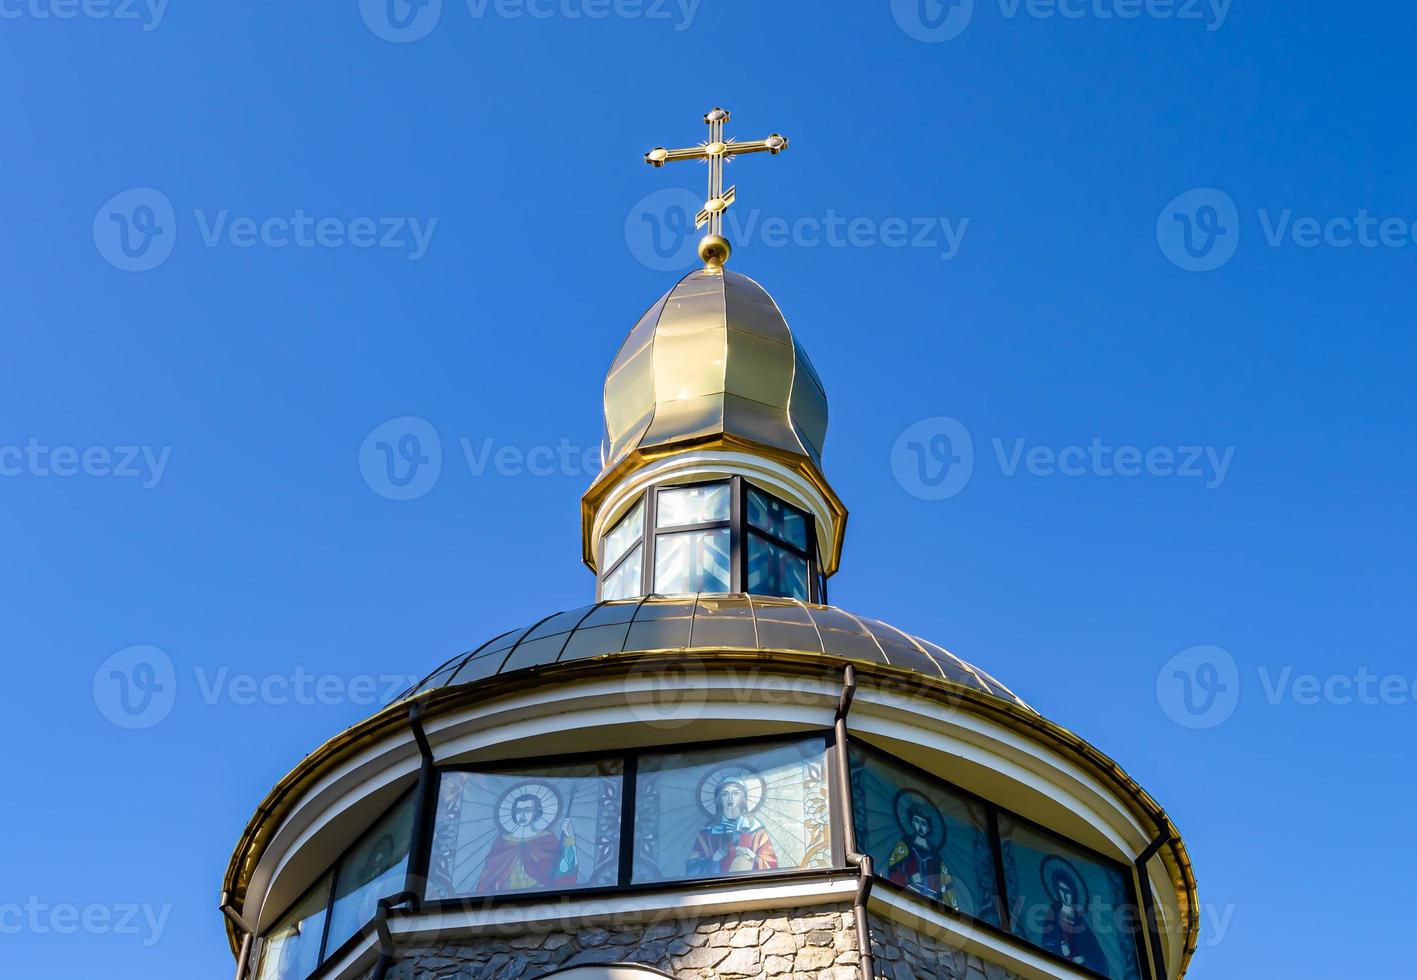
left=642, top=107, right=789, bottom=268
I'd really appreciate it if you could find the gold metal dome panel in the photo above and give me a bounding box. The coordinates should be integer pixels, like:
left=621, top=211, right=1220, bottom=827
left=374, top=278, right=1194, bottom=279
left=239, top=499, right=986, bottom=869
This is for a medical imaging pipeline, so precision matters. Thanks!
left=602, top=267, right=828, bottom=469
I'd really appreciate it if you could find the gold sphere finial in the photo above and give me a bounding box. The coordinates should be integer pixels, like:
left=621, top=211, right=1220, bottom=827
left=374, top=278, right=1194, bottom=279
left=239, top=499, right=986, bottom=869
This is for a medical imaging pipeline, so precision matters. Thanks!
left=698, top=234, right=732, bottom=268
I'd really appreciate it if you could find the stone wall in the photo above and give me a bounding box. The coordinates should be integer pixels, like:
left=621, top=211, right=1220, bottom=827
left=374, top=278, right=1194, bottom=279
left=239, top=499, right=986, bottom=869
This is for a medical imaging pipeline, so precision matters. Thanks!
left=380, top=905, right=1018, bottom=980
left=384, top=905, right=860, bottom=980
left=868, top=917, right=1018, bottom=980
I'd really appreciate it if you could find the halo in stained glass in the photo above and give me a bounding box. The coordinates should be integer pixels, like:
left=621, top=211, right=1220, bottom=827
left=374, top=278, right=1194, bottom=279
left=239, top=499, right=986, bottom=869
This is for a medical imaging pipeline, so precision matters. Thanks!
left=427, top=761, right=623, bottom=901
left=999, top=815, right=1142, bottom=980
left=631, top=737, right=832, bottom=885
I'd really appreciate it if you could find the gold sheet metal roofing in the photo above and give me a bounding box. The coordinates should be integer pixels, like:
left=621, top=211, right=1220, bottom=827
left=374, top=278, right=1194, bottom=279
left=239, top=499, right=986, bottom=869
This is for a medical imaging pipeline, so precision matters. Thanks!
left=581, top=266, right=846, bottom=574
left=601, top=267, right=828, bottom=469
left=393, top=593, right=1032, bottom=711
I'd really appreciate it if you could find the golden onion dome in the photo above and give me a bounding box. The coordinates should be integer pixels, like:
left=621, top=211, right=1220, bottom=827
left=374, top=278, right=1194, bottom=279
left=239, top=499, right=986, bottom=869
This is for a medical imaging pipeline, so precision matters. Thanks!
left=581, top=266, right=847, bottom=573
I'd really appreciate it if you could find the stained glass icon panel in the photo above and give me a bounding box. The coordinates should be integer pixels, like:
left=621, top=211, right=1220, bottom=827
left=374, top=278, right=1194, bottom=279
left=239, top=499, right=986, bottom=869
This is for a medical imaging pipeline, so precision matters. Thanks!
left=324, top=792, right=416, bottom=958
left=849, top=747, right=1000, bottom=925
left=631, top=737, right=833, bottom=885
left=427, top=760, right=624, bottom=901
left=999, top=815, right=1143, bottom=980
left=656, top=482, right=730, bottom=528
left=653, top=527, right=731, bottom=594
left=254, top=873, right=331, bottom=980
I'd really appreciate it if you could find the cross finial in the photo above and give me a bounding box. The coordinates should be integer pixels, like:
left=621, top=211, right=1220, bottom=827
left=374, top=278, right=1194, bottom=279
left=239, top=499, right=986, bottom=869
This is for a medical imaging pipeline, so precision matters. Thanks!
left=645, top=107, right=789, bottom=268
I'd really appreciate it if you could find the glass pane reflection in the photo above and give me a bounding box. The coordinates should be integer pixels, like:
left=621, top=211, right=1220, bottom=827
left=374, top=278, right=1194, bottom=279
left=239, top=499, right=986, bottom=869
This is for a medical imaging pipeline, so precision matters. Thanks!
left=746, top=486, right=809, bottom=550
left=654, top=528, right=731, bottom=594
left=324, top=793, right=415, bottom=956
left=254, top=874, right=331, bottom=980
left=747, top=533, right=809, bottom=600
left=656, top=483, right=730, bottom=528
left=601, top=545, right=642, bottom=601
left=602, top=498, right=644, bottom=569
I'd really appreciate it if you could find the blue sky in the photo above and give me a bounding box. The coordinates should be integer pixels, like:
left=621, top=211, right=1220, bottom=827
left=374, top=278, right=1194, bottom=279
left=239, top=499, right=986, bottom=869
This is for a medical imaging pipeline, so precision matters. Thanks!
left=2, top=2, right=1414, bottom=977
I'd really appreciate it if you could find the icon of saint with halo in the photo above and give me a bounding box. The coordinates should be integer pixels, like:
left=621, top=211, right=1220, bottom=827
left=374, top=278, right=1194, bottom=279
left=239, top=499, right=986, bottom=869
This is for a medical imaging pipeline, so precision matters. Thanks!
left=886, top=790, right=958, bottom=909
left=686, top=766, right=778, bottom=876
left=476, top=781, right=578, bottom=893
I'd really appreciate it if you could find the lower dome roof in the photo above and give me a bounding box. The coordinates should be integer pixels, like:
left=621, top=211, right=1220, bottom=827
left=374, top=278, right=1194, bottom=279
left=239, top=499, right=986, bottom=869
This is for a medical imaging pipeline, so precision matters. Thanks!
left=395, top=593, right=1031, bottom=711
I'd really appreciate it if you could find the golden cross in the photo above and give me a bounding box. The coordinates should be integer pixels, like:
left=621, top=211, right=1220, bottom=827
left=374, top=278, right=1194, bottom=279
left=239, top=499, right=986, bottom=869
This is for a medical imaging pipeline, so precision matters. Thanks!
left=645, top=107, right=788, bottom=267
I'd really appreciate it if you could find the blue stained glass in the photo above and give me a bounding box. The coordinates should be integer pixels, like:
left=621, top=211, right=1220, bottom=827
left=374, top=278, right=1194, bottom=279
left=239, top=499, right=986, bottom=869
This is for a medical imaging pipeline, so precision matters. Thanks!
left=999, top=816, right=1142, bottom=980
left=747, top=533, right=809, bottom=600
left=746, top=486, right=809, bottom=550
left=849, top=747, right=1001, bottom=926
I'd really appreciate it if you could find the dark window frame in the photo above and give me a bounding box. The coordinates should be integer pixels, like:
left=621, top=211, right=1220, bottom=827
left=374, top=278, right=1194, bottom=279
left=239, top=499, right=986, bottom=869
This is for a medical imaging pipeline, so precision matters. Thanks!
left=850, top=742, right=1151, bottom=980
left=253, top=787, right=417, bottom=980
left=596, top=477, right=825, bottom=603
left=256, top=736, right=1149, bottom=980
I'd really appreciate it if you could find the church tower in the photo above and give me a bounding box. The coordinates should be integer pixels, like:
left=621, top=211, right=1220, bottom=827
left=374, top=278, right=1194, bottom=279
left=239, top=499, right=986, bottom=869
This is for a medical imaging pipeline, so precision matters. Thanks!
left=221, top=108, right=1198, bottom=980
